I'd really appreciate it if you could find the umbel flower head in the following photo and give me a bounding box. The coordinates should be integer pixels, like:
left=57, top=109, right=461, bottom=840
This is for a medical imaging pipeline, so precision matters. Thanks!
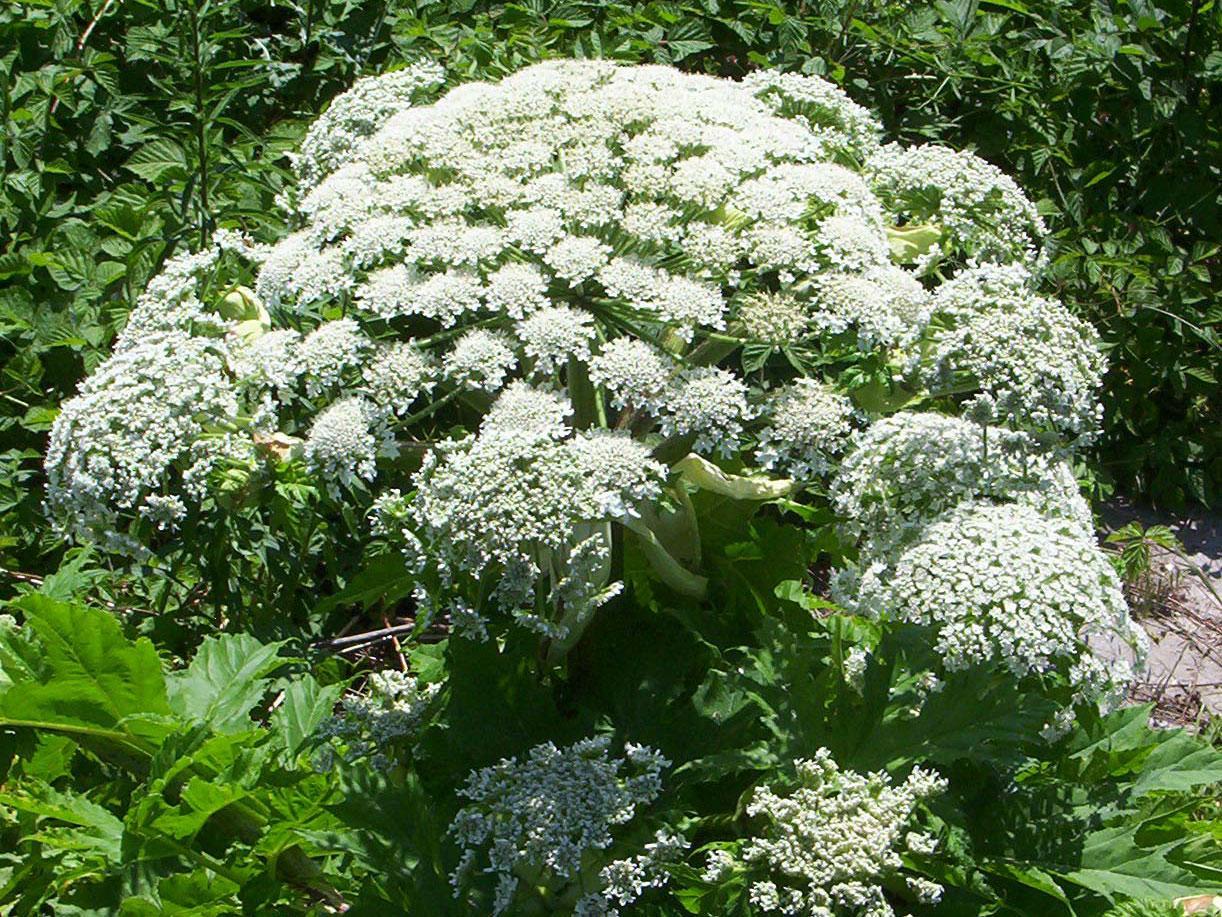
left=449, top=735, right=675, bottom=915
left=45, top=59, right=1130, bottom=694
left=831, top=410, right=1093, bottom=551
left=703, top=748, right=947, bottom=917
left=842, top=500, right=1146, bottom=707
left=373, top=384, right=665, bottom=644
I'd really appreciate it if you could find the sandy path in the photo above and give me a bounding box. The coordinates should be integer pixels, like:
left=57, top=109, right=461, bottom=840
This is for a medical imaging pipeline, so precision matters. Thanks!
left=1100, top=499, right=1222, bottom=726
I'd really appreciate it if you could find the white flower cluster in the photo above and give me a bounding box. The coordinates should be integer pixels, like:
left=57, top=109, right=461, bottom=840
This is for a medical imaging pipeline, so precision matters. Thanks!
left=868, top=143, right=1047, bottom=266
left=830, top=404, right=1142, bottom=704
left=375, top=384, right=665, bottom=640
left=257, top=58, right=900, bottom=348
left=449, top=735, right=670, bottom=915
left=45, top=327, right=248, bottom=549
left=848, top=501, right=1145, bottom=698
left=832, top=411, right=1092, bottom=549
left=315, top=670, right=440, bottom=771
left=804, top=266, right=930, bottom=349
left=45, top=239, right=412, bottom=545
left=231, top=328, right=305, bottom=401
left=114, top=244, right=230, bottom=345
left=443, top=329, right=519, bottom=392
left=303, top=396, right=397, bottom=492
left=292, top=59, right=446, bottom=191
left=48, top=60, right=1117, bottom=702
left=587, top=337, right=673, bottom=410
left=711, top=749, right=946, bottom=917
left=517, top=305, right=597, bottom=372
left=923, top=266, right=1105, bottom=441
left=656, top=367, right=754, bottom=457
left=576, top=828, right=689, bottom=916
left=44, top=239, right=293, bottom=547
left=299, top=318, right=370, bottom=397
left=361, top=341, right=435, bottom=414
left=756, top=379, right=857, bottom=480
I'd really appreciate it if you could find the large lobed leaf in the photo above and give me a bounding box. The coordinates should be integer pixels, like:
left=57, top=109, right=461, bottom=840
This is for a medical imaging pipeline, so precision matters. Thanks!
left=0, top=594, right=172, bottom=754
left=166, top=633, right=288, bottom=733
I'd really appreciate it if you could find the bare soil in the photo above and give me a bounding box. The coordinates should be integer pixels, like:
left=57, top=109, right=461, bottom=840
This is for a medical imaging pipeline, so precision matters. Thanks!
left=1100, top=499, right=1222, bottom=729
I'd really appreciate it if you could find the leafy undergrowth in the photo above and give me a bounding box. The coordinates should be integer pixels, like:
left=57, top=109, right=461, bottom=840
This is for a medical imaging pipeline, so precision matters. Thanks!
left=1, top=591, right=1219, bottom=914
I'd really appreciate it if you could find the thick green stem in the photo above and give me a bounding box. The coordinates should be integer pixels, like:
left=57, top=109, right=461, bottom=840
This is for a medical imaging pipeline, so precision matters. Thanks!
left=687, top=322, right=746, bottom=367
left=568, top=356, right=597, bottom=429
left=186, top=0, right=212, bottom=245
left=673, top=453, right=796, bottom=501
left=636, top=492, right=701, bottom=568
left=885, top=223, right=943, bottom=264
left=622, top=517, right=708, bottom=599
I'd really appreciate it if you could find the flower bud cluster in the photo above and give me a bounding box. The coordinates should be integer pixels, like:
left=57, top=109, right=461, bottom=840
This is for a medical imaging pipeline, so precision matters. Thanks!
left=449, top=735, right=670, bottom=914
left=707, top=749, right=946, bottom=916
left=315, top=670, right=440, bottom=771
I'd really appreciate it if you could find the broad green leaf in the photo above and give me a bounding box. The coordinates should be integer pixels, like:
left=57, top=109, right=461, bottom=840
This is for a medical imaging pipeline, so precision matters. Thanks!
left=1059, top=826, right=1211, bottom=901
left=886, top=222, right=943, bottom=262
left=0, top=596, right=172, bottom=753
left=981, top=859, right=1075, bottom=913
left=0, top=779, right=123, bottom=862
left=269, top=676, right=344, bottom=759
left=313, top=551, right=414, bottom=614
left=144, top=776, right=253, bottom=845
left=166, top=634, right=287, bottom=733
left=1131, top=735, right=1222, bottom=796
left=34, top=548, right=106, bottom=601
left=123, top=138, right=188, bottom=181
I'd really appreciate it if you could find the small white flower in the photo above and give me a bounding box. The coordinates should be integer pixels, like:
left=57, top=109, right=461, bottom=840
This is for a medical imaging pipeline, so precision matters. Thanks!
left=304, top=396, right=389, bottom=488
left=484, top=261, right=551, bottom=318
left=588, top=338, right=673, bottom=410
left=299, top=318, right=369, bottom=396
left=315, top=669, right=440, bottom=770
left=756, top=379, right=856, bottom=479
left=445, top=329, right=518, bottom=392
left=657, top=367, right=753, bottom=458
left=832, top=411, right=1094, bottom=551
left=545, top=235, right=612, bottom=285
left=449, top=736, right=670, bottom=915
left=869, top=142, right=1047, bottom=264
left=361, top=342, right=434, bottom=414
left=725, top=749, right=945, bottom=916
left=516, top=304, right=596, bottom=372
left=845, top=500, right=1140, bottom=704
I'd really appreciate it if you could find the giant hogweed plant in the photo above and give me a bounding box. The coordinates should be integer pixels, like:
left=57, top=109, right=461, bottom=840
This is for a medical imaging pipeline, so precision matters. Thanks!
left=11, top=59, right=1218, bottom=914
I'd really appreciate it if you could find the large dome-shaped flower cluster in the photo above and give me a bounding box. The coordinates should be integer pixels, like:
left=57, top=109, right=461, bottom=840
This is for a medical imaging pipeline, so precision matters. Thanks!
left=45, top=59, right=1137, bottom=705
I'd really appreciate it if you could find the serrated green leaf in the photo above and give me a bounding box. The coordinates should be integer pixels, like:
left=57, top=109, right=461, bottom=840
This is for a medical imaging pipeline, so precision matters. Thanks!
left=0, top=779, right=123, bottom=862
left=269, top=675, right=343, bottom=760
left=0, top=596, right=172, bottom=754
left=1059, top=826, right=1211, bottom=900
left=123, top=138, right=188, bottom=182
left=166, top=634, right=287, bottom=733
